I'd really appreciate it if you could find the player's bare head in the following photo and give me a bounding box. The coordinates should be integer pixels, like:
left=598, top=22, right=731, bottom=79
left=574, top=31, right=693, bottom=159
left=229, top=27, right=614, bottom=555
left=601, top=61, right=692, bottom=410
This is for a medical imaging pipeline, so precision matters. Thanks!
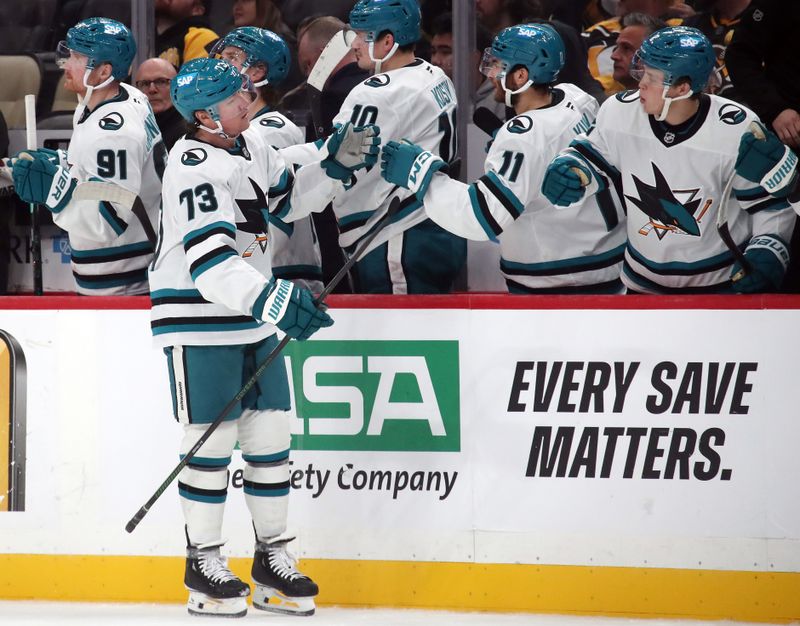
left=297, top=16, right=348, bottom=77
left=58, top=18, right=136, bottom=94
left=135, top=58, right=177, bottom=114
left=630, top=26, right=715, bottom=120
left=172, top=58, right=255, bottom=140
left=482, top=23, right=564, bottom=107
left=349, top=0, right=420, bottom=71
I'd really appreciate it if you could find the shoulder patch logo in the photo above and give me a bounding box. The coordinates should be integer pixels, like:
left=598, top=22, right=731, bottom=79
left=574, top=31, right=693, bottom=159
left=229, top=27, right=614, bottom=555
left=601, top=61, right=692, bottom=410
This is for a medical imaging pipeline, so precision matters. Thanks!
left=365, top=74, right=390, bottom=88
left=615, top=90, right=640, bottom=103
left=506, top=115, right=533, bottom=134
left=260, top=116, right=286, bottom=129
left=181, top=148, right=207, bottom=166
left=719, top=103, right=746, bottom=125
left=99, top=112, right=124, bottom=131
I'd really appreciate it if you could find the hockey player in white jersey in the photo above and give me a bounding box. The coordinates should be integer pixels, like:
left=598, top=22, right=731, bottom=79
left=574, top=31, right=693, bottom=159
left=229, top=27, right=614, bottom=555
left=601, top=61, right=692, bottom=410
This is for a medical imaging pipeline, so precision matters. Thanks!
left=151, top=57, right=378, bottom=617
left=281, top=0, right=466, bottom=293
left=7, top=18, right=165, bottom=295
left=380, top=24, right=626, bottom=293
left=542, top=26, right=798, bottom=294
left=212, top=26, right=324, bottom=292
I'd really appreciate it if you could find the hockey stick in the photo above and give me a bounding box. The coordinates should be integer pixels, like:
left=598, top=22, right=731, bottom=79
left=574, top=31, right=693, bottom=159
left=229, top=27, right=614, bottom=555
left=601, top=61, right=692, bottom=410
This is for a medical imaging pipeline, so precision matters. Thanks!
left=307, top=28, right=356, bottom=139
left=717, top=121, right=764, bottom=282
left=25, top=95, right=43, bottom=295
left=125, top=196, right=402, bottom=533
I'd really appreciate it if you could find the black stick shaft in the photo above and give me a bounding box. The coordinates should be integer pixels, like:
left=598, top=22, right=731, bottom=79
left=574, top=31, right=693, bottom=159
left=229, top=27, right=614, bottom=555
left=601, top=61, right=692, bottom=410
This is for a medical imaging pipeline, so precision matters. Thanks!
left=31, top=204, right=42, bottom=295
left=126, top=195, right=401, bottom=533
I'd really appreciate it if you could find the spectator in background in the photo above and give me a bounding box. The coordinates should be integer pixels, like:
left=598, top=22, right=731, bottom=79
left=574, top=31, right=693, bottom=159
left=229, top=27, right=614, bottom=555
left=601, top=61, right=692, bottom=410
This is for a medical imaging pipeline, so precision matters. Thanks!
left=610, top=12, right=666, bottom=91
left=683, top=0, right=751, bottom=100
left=429, top=13, right=506, bottom=120
left=273, top=0, right=354, bottom=33
left=232, top=0, right=294, bottom=41
left=583, top=0, right=691, bottom=96
left=156, top=0, right=219, bottom=68
left=134, top=58, right=184, bottom=151
left=727, top=0, right=800, bottom=292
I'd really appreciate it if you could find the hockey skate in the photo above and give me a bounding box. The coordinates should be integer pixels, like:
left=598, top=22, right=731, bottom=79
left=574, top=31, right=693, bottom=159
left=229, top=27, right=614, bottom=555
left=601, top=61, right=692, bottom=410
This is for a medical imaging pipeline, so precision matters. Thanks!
left=185, top=541, right=251, bottom=618
left=251, top=536, right=319, bottom=616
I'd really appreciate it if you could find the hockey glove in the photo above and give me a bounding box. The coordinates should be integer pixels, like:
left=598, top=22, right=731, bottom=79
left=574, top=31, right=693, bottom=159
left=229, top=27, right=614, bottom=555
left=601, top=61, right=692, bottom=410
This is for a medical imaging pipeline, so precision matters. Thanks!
left=380, top=140, right=447, bottom=201
left=257, top=277, right=333, bottom=341
left=322, top=122, right=381, bottom=181
left=33, top=147, right=69, bottom=168
left=735, top=121, right=798, bottom=197
left=0, top=158, right=13, bottom=194
left=731, top=234, right=789, bottom=293
left=12, top=151, right=76, bottom=213
left=542, top=155, right=591, bottom=207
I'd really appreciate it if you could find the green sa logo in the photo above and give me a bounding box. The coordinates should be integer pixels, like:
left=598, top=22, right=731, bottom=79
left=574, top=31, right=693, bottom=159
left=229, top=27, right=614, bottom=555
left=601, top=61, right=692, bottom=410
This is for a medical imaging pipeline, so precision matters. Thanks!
left=285, top=340, right=460, bottom=452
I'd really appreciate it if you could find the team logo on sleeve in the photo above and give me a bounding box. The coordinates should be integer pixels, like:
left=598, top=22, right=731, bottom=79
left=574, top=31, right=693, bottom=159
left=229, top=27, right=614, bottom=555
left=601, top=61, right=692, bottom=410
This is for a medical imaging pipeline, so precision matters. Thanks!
left=365, top=74, right=390, bottom=88
left=506, top=115, right=533, bottom=134
left=260, top=116, right=285, bottom=128
left=180, top=148, right=207, bottom=166
left=99, top=112, right=124, bottom=130
left=626, top=163, right=710, bottom=239
left=719, top=103, right=746, bottom=125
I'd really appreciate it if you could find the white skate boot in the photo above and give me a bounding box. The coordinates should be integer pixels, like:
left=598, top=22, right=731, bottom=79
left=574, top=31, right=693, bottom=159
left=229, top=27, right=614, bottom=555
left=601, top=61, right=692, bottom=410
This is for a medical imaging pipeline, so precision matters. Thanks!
left=185, top=541, right=250, bottom=618
left=251, top=536, right=318, bottom=616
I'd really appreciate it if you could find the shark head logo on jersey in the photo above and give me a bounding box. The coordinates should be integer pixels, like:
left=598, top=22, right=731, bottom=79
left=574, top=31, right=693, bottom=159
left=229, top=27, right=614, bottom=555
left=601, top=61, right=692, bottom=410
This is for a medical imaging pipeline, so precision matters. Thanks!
left=507, top=115, right=533, bottom=134
left=626, top=163, right=703, bottom=238
left=99, top=112, right=124, bottom=131
left=365, top=74, right=391, bottom=88
left=719, top=103, right=746, bottom=126
left=181, top=148, right=208, bottom=166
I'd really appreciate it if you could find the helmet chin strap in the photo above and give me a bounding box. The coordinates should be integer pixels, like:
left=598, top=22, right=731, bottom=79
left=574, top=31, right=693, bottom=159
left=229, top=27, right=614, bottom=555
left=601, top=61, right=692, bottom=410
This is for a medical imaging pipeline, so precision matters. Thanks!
left=369, top=40, right=398, bottom=75
left=73, top=67, right=115, bottom=125
left=501, top=73, right=533, bottom=108
left=656, top=85, right=694, bottom=122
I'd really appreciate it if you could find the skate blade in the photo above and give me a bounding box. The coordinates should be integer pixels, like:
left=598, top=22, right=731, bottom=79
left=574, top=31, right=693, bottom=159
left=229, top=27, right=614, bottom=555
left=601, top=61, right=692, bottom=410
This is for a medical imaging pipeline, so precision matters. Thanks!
left=253, top=586, right=315, bottom=616
left=187, top=591, right=248, bottom=618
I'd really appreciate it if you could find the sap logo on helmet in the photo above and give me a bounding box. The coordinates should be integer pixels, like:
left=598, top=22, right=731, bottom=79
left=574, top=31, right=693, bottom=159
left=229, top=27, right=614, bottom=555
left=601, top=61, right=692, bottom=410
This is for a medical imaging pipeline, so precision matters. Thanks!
left=517, top=27, right=538, bottom=38
left=719, top=103, right=746, bottom=125
left=181, top=148, right=208, bottom=166
left=680, top=37, right=700, bottom=47
left=99, top=112, right=124, bottom=131
left=365, top=74, right=391, bottom=88
left=177, top=73, right=196, bottom=87
left=507, top=115, right=533, bottom=134
left=104, top=23, right=123, bottom=35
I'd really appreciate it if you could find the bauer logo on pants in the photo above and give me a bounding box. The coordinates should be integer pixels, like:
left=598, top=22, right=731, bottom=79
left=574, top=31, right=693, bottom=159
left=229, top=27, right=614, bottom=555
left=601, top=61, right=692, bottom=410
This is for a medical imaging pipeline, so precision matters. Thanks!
left=285, top=340, right=460, bottom=452
left=0, top=330, right=26, bottom=512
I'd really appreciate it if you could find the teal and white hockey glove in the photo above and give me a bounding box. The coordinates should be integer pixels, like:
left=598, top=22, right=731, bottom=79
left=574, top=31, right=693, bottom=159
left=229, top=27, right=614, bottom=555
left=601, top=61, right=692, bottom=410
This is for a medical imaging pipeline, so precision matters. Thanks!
left=542, top=154, right=591, bottom=207
left=11, top=151, right=76, bottom=213
left=256, top=277, right=333, bottom=341
left=735, top=121, right=798, bottom=197
left=322, top=122, right=381, bottom=181
left=380, top=139, right=446, bottom=200
left=731, top=234, right=789, bottom=293
left=33, top=147, right=69, bottom=168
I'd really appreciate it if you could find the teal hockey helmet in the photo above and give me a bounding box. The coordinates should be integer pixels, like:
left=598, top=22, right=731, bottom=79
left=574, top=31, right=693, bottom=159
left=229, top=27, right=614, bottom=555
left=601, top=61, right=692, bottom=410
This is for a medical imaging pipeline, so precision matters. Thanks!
left=349, top=0, right=421, bottom=46
left=171, top=58, right=253, bottom=123
left=631, top=26, right=716, bottom=92
left=210, top=26, right=291, bottom=86
left=59, top=17, right=136, bottom=80
left=484, top=23, right=565, bottom=84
